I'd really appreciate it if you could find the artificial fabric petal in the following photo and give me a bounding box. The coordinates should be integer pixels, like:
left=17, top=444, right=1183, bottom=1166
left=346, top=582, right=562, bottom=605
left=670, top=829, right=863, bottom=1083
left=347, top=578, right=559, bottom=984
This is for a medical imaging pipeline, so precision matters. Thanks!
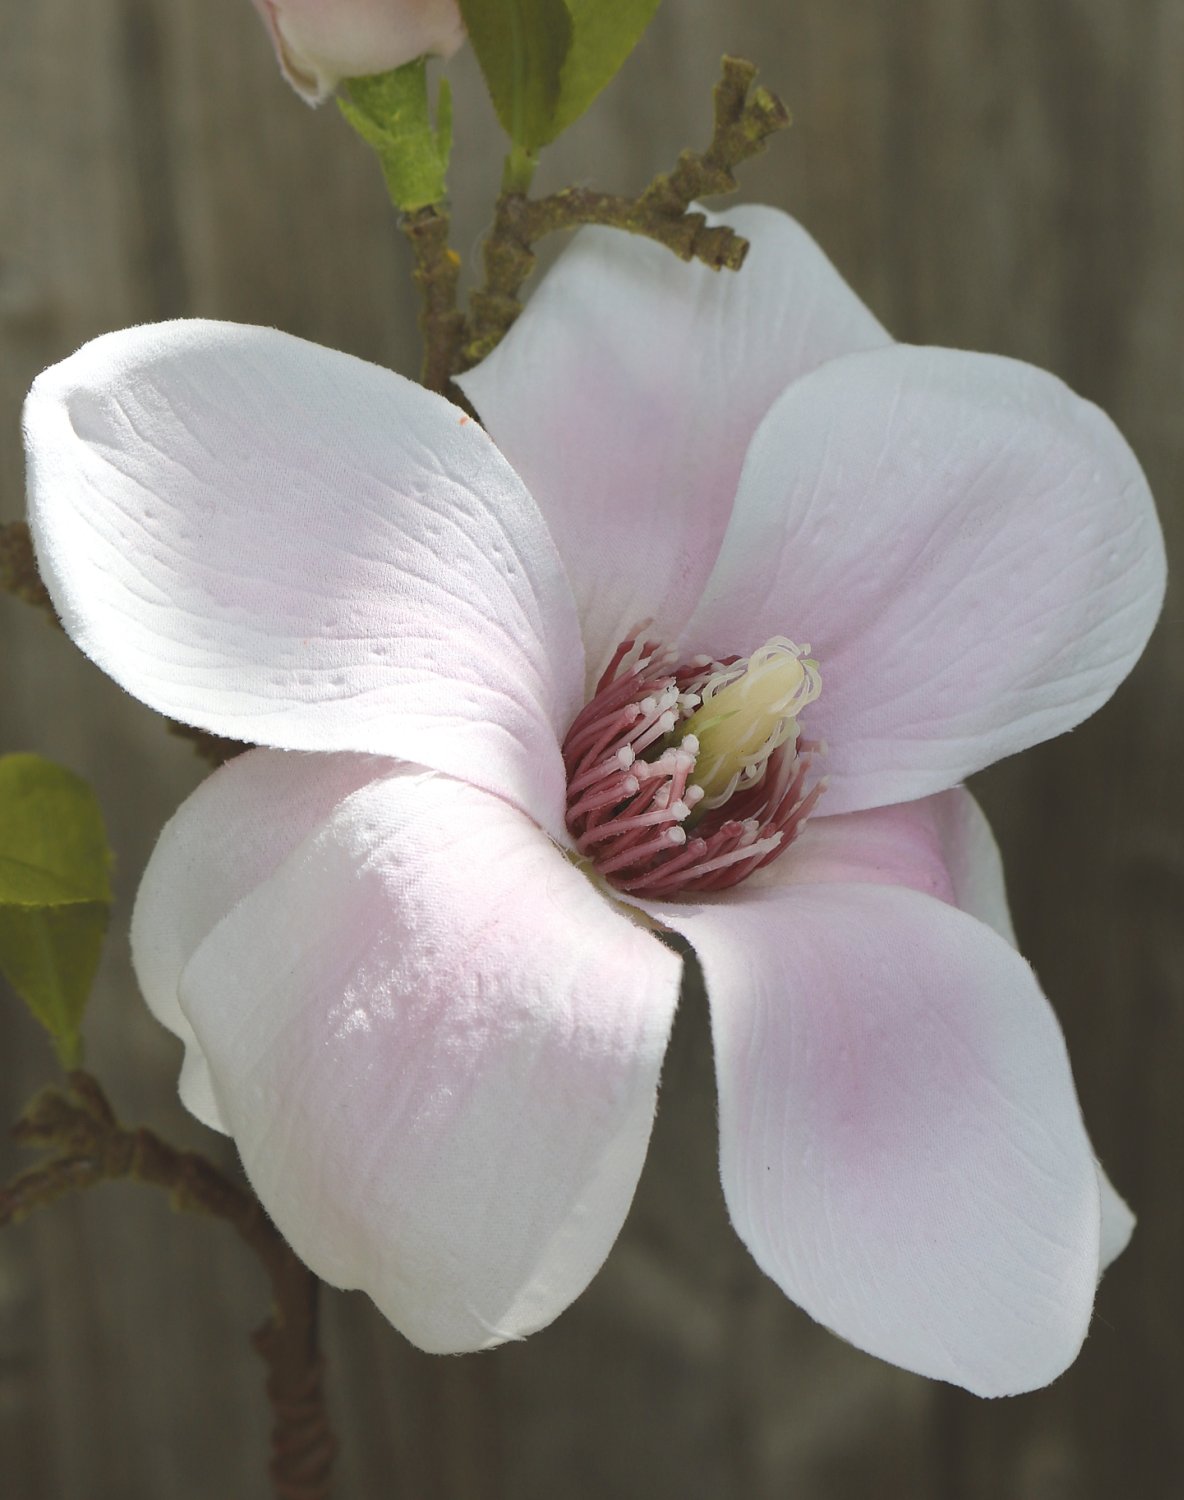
left=25, top=321, right=584, bottom=835
left=656, top=881, right=1100, bottom=1395
left=761, top=786, right=1018, bottom=945
left=684, top=344, right=1165, bottom=815
left=131, top=747, right=390, bottom=1130
left=177, top=767, right=681, bottom=1352
left=1098, top=1167, right=1135, bottom=1272
left=458, top=207, right=890, bottom=680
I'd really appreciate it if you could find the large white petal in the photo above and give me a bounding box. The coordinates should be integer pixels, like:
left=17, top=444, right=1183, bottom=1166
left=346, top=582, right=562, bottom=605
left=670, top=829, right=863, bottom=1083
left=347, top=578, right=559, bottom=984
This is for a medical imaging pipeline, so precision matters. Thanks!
left=176, top=767, right=681, bottom=1352
left=25, top=321, right=584, bottom=833
left=458, top=207, right=890, bottom=678
left=684, top=344, right=1165, bottom=814
left=1097, top=1168, right=1135, bottom=1272
left=131, top=748, right=390, bottom=1130
left=741, top=788, right=1131, bottom=1284
left=655, top=881, right=1100, bottom=1395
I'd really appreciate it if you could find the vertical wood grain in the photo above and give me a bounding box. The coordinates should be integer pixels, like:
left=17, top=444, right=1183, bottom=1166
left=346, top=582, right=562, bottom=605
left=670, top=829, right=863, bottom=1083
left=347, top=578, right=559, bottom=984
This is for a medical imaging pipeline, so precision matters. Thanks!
left=2, top=0, right=1180, bottom=1494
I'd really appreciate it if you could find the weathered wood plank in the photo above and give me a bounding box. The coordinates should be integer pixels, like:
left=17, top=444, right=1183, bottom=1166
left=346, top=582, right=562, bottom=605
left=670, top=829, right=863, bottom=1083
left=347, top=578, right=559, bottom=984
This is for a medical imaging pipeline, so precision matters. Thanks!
left=2, top=0, right=1180, bottom=1494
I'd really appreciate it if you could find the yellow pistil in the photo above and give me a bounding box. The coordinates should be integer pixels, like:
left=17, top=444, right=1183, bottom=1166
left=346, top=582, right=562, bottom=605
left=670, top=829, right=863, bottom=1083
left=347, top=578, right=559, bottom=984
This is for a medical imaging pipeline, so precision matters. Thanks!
left=680, top=638, right=821, bottom=806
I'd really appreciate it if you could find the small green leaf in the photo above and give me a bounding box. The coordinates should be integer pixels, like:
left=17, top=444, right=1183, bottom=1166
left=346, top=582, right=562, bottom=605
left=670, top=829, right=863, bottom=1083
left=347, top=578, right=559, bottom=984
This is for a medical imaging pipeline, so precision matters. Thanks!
left=553, top=0, right=662, bottom=136
left=457, top=0, right=573, bottom=156
left=340, top=61, right=452, bottom=212
left=0, top=754, right=113, bottom=1065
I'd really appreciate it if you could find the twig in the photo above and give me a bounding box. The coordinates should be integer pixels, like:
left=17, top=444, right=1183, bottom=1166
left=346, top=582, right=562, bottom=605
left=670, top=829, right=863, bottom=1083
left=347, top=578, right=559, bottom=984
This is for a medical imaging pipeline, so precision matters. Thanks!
left=0, top=521, right=56, bottom=619
left=399, top=204, right=466, bottom=397
left=166, top=721, right=246, bottom=766
left=460, top=56, right=791, bottom=368
left=2, top=1072, right=336, bottom=1500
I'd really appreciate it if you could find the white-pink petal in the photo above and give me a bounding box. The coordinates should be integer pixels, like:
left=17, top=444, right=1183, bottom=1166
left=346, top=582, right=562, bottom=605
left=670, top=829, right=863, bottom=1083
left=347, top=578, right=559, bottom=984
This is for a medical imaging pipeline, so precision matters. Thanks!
left=684, top=344, right=1165, bottom=815
left=252, top=0, right=465, bottom=106
left=25, top=321, right=584, bottom=836
left=175, top=767, right=681, bottom=1352
left=458, top=207, right=890, bottom=679
left=657, top=882, right=1100, bottom=1395
left=1098, top=1166, right=1135, bottom=1272
left=765, top=787, right=1018, bottom=945
left=131, top=747, right=390, bottom=1130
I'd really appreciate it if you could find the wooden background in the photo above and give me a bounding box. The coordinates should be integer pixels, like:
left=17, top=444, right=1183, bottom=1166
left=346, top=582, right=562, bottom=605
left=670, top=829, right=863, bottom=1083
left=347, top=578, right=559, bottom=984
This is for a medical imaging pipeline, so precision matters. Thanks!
left=1, top=0, right=1181, bottom=1495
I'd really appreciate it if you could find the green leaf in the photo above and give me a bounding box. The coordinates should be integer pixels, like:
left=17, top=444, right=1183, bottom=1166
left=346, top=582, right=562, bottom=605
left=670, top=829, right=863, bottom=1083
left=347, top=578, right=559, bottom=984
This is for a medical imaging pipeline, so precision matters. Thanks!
left=0, top=754, right=113, bottom=1065
left=340, top=61, right=452, bottom=212
left=552, top=0, right=662, bottom=136
left=457, top=0, right=573, bottom=155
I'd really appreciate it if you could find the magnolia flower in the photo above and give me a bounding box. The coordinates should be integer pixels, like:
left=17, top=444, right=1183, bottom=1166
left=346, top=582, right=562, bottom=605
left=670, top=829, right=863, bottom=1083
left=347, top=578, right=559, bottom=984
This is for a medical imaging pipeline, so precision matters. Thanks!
left=24, top=208, right=1163, bottom=1395
left=251, top=0, right=465, bottom=105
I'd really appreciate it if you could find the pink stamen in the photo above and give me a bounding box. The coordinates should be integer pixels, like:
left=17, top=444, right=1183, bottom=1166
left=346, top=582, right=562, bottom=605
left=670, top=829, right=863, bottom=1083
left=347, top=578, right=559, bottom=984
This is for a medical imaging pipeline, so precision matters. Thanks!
left=562, top=634, right=824, bottom=899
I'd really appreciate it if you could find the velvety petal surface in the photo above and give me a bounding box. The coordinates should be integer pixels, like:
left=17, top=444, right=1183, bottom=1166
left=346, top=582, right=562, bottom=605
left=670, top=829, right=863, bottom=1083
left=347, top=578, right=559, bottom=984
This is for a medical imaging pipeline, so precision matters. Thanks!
left=458, top=207, right=890, bottom=678
left=655, top=880, right=1100, bottom=1394
left=176, top=767, right=681, bottom=1352
left=25, top=321, right=584, bottom=834
left=761, top=787, right=1017, bottom=943
left=684, top=344, right=1165, bottom=814
left=131, top=748, right=390, bottom=1130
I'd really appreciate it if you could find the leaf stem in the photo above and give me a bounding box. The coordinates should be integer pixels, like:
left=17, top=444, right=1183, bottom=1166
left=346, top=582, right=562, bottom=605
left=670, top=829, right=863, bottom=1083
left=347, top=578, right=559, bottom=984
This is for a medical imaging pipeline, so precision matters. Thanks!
left=502, top=143, right=538, bottom=195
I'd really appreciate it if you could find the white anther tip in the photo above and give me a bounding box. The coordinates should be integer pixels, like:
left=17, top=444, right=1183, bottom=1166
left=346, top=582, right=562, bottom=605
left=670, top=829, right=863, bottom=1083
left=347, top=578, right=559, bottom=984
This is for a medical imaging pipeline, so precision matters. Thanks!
left=666, top=828, right=688, bottom=846
left=616, top=746, right=636, bottom=769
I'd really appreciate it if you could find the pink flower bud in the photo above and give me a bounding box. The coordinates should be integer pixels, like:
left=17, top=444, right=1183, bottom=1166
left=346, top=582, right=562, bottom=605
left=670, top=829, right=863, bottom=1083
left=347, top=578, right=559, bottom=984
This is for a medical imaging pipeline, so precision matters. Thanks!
left=252, top=0, right=466, bottom=105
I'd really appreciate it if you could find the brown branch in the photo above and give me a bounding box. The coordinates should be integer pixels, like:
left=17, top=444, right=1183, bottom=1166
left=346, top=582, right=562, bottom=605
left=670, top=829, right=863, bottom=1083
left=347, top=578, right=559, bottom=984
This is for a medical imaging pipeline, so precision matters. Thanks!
left=167, top=721, right=247, bottom=766
left=400, top=204, right=466, bottom=397
left=3, top=1072, right=336, bottom=1500
left=460, top=55, right=791, bottom=369
left=1, top=520, right=56, bottom=618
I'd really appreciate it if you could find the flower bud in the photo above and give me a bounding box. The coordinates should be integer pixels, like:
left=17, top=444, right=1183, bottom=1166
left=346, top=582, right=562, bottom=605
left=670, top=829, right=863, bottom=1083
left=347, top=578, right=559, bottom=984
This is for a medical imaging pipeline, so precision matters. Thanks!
left=251, top=0, right=466, bottom=106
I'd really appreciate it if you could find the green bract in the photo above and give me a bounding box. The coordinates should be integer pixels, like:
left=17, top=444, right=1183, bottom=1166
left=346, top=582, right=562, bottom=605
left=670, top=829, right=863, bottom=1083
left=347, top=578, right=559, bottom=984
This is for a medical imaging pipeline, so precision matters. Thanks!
left=0, top=753, right=113, bottom=1067
left=341, top=61, right=453, bottom=213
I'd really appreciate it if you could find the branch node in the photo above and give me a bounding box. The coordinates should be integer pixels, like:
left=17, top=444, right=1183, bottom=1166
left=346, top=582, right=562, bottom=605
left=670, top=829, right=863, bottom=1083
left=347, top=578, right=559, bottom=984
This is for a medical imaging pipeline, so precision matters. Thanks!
left=457, top=55, right=789, bottom=372
left=3, top=1071, right=336, bottom=1498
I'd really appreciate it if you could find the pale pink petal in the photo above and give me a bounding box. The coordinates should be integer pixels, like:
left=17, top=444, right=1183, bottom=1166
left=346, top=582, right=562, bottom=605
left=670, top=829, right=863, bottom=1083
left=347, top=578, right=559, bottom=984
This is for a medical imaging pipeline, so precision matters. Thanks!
left=25, top=321, right=584, bottom=835
left=176, top=767, right=681, bottom=1352
left=926, top=787, right=1018, bottom=945
left=751, top=791, right=1131, bottom=1281
left=458, top=207, right=890, bottom=677
left=684, top=345, right=1165, bottom=814
left=753, top=797, right=956, bottom=904
left=253, top=0, right=465, bottom=105
left=654, top=882, right=1100, bottom=1395
left=762, top=787, right=1017, bottom=945
left=131, top=748, right=389, bottom=1131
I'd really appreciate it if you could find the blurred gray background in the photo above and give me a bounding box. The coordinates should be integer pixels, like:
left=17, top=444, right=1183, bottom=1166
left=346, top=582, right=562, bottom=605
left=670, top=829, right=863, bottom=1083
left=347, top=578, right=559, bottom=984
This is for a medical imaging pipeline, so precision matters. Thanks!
left=1, top=0, right=1182, bottom=1495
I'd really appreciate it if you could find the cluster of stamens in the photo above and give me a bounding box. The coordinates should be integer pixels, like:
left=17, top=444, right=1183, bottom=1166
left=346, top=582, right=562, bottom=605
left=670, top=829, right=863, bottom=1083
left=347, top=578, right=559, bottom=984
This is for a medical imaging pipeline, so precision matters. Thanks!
left=562, top=633, right=824, bottom=898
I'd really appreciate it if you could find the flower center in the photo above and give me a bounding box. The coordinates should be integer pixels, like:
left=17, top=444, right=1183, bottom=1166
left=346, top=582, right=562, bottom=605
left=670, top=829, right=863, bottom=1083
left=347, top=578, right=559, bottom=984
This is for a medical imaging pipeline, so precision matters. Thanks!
left=561, top=633, right=824, bottom=898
